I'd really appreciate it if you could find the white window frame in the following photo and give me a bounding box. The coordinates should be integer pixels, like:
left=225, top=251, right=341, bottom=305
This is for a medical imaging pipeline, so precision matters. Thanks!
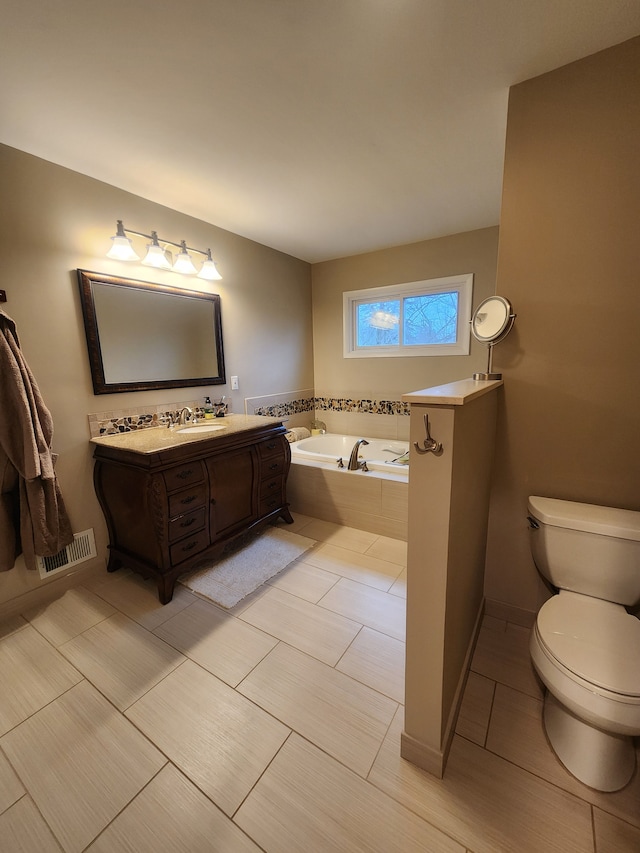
left=343, top=273, right=473, bottom=358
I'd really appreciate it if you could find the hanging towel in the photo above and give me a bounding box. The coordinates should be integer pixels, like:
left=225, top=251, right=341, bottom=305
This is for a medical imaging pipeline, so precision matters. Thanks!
left=0, top=309, right=73, bottom=571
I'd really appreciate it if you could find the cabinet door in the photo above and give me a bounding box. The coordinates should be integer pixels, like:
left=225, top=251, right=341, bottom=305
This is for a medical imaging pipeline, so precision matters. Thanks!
left=207, top=446, right=257, bottom=540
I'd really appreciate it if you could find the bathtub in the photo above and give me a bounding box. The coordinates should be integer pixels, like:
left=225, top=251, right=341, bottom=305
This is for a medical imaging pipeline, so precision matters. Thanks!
left=290, top=433, right=410, bottom=478
left=287, top=433, right=409, bottom=539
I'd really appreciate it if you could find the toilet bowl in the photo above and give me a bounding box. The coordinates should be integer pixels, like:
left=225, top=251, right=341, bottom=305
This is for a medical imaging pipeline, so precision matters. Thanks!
left=527, top=496, right=640, bottom=791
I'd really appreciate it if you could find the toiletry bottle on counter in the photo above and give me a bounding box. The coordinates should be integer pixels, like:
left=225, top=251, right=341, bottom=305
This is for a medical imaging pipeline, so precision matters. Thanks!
left=310, top=418, right=326, bottom=435
left=203, top=397, right=215, bottom=419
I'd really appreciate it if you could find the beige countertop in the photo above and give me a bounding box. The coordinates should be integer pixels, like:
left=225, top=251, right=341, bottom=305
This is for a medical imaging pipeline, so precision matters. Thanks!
left=402, top=377, right=503, bottom=406
left=90, top=414, right=283, bottom=455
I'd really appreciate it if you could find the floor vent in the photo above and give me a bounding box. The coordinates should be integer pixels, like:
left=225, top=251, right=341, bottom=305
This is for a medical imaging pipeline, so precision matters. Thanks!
left=36, top=529, right=97, bottom=579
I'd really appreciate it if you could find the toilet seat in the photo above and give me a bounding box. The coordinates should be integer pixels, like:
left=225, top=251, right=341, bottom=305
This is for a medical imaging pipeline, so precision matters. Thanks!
left=536, top=592, right=640, bottom=698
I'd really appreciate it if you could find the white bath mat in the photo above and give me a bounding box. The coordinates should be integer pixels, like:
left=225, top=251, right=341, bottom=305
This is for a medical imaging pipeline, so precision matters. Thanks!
left=179, top=526, right=315, bottom=609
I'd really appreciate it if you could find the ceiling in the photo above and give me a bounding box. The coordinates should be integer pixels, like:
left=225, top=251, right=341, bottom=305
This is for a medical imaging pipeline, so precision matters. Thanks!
left=2, top=2, right=639, bottom=263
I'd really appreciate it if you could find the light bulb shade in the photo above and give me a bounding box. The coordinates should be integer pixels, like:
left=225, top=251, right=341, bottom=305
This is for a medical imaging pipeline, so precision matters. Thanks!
left=142, top=234, right=171, bottom=270
left=172, top=241, right=197, bottom=275
left=197, top=257, right=222, bottom=281
left=107, top=234, right=139, bottom=261
left=107, top=220, right=140, bottom=261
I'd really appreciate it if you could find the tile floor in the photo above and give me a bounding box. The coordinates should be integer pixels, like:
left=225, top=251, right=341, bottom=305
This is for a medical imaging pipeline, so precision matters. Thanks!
left=0, top=514, right=639, bottom=852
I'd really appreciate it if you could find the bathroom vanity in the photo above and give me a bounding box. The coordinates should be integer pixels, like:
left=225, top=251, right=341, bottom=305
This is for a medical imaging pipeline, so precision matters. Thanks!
left=91, top=415, right=292, bottom=603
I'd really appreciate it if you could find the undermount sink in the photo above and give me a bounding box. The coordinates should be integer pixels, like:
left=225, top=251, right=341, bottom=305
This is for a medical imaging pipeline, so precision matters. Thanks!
left=178, top=423, right=227, bottom=434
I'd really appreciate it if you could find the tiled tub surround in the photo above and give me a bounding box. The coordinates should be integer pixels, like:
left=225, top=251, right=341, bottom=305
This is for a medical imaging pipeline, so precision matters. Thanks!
left=310, top=408, right=411, bottom=442
left=245, top=389, right=315, bottom=426
left=314, top=395, right=411, bottom=443
left=287, top=440, right=408, bottom=540
left=278, top=394, right=410, bottom=539
left=315, top=396, right=411, bottom=416
left=245, top=390, right=410, bottom=421
left=246, top=390, right=411, bottom=440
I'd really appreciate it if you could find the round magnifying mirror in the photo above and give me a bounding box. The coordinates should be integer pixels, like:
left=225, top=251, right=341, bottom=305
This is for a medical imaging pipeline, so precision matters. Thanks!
left=471, top=296, right=515, bottom=380
left=471, top=296, right=513, bottom=343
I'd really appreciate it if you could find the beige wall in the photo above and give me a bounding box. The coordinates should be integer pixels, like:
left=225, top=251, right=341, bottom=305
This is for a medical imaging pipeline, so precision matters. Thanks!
left=311, top=227, right=499, bottom=398
left=485, top=37, right=640, bottom=615
left=0, top=144, right=312, bottom=606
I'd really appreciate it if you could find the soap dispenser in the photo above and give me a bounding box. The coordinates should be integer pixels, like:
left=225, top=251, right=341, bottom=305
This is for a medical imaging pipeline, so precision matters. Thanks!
left=203, top=397, right=215, bottom=419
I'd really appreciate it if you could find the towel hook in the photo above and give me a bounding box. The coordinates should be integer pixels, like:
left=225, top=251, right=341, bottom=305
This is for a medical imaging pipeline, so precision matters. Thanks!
left=413, top=414, right=443, bottom=455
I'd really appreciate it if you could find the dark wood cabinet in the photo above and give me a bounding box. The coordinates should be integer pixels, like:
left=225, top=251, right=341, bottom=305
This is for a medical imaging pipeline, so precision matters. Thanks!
left=92, top=420, right=293, bottom=603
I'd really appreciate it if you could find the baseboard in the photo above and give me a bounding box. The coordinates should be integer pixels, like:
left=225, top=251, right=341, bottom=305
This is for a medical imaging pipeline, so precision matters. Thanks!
left=400, top=729, right=445, bottom=778
left=0, top=559, right=106, bottom=622
left=484, top=598, right=536, bottom=628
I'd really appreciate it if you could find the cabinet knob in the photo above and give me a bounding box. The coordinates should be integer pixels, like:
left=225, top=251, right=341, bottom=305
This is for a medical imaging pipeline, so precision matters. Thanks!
left=210, top=497, right=216, bottom=505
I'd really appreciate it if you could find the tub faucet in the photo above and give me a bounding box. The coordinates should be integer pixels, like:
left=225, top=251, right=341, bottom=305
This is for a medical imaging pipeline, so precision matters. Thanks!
left=348, top=439, right=369, bottom=470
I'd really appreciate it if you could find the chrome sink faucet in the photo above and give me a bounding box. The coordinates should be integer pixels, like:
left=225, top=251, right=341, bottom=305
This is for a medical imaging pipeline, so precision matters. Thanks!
left=348, top=438, right=369, bottom=470
left=178, top=406, right=194, bottom=425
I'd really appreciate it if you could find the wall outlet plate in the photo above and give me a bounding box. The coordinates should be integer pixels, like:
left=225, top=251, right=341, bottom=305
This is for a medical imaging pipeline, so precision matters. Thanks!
left=231, top=376, right=239, bottom=390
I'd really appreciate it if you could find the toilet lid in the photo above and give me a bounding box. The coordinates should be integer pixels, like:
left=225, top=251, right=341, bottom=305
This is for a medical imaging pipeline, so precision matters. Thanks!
left=537, top=593, right=640, bottom=697
left=528, top=496, right=640, bottom=540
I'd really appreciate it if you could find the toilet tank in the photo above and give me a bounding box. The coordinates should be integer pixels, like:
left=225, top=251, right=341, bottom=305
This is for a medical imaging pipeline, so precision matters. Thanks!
left=527, top=496, right=640, bottom=606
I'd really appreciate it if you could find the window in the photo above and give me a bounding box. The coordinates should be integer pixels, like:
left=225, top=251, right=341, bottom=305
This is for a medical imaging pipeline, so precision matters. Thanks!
left=343, top=273, right=473, bottom=358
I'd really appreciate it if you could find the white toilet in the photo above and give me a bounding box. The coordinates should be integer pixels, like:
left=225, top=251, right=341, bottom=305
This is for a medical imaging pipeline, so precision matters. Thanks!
left=527, top=495, right=640, bottom=791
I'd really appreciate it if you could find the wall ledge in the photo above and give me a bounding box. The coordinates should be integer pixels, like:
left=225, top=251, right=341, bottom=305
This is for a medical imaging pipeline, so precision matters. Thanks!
left=402, top=377, right=503, bottom=406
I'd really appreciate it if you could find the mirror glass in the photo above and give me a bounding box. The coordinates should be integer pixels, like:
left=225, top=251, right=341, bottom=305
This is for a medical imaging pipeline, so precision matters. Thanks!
left=471, top=296, right=513, bottom=342
left=78, top=270, right=225, bottom=394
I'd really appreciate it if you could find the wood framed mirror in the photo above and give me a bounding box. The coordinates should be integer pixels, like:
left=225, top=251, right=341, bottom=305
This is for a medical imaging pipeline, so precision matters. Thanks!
left=78, top=270, right=226, bottom=395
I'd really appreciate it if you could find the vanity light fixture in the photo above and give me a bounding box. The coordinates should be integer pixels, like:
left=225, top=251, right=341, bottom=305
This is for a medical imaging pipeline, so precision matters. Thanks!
left=106, top=220, right=222, bottom=280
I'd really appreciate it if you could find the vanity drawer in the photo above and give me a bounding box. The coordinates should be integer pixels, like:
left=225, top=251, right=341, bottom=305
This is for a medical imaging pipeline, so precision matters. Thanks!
left=259, top=494, right=283, bottom=517
left=168, top=507, right=206, bottom=543
left=257, top=437, right=286, bottom=460
left=168, top=483, right=208, bottom=517
left=163, top=461, right=205, bottom=493
left=260, top=475, right=284, bottom=499
left=169, top=528, right=209, bottom=565
left=260, top=455, right=287, bottom=478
